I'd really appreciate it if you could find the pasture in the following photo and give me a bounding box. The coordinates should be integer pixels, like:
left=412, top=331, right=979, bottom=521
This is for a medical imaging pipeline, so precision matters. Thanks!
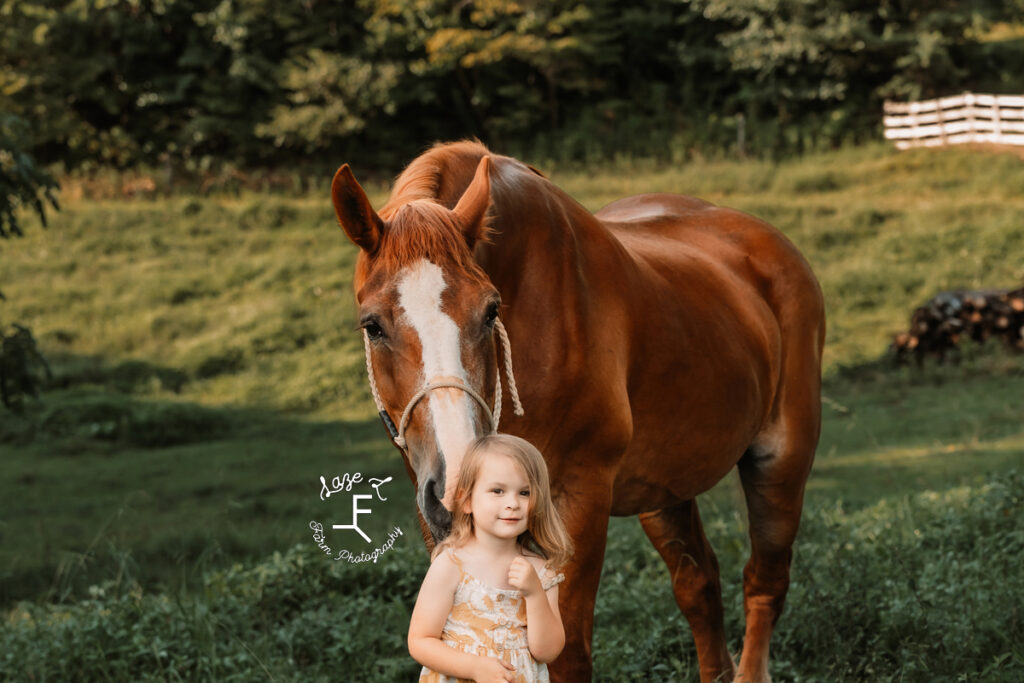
left=1, top=144, right=1023, bottom=681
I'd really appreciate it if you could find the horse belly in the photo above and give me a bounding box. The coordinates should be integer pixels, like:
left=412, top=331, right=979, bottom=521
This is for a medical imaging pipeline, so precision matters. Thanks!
left=609, top=253, right=781, bottom=514
left=610, top=361, right=768, bottom=514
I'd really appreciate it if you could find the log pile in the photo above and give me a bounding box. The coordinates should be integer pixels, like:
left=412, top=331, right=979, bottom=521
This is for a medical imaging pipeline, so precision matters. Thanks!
left=893, top=287, right=1024, bottom=363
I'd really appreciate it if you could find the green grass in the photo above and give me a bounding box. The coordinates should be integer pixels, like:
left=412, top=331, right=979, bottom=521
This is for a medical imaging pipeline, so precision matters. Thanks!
left=2, top=143, right=1024, bottom=680
left=2, top=466, right=1020, bottom=681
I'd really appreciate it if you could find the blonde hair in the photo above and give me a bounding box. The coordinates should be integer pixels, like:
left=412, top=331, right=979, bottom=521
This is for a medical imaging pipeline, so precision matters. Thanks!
left=434, top=433, right=573, bottom=570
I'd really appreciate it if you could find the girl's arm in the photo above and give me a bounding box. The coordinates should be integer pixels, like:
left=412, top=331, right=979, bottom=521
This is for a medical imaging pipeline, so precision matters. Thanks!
left=408, top=553, right=514, bottom=681
left=508, top=558, right=565, bottom=663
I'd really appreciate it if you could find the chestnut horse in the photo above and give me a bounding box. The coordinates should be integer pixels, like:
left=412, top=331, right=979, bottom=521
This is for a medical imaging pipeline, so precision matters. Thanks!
left=331, top=141, right=824, bottom=683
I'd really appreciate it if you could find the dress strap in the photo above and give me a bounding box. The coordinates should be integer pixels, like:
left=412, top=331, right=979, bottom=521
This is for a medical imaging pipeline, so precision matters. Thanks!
left=445, top=547, right=464, bottom=571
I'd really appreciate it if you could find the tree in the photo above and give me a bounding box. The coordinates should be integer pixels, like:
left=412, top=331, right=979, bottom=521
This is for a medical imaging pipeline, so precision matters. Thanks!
left=0, top=114, right=59, bottom=239
left=693, top=0, right=1015, bottom=151
left=0, top=113, right=56, bottom=411
left=362, top=0, right=604, bottom=147
left=1, top=0, right=290, bottom=170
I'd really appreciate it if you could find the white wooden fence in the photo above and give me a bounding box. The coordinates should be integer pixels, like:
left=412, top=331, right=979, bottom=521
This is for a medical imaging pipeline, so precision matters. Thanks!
left=883, top=92, right=1024, bottom=149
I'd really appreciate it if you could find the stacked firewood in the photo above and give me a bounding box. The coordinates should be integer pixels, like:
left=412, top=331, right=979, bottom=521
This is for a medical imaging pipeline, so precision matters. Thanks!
left=893, top=287, right=1024, bottom=363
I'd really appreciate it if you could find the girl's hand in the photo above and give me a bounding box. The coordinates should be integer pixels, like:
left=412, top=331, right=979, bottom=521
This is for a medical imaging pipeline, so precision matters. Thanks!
left=507, top=557, right=542, bottom=597
left=473, top=656, right=515, bottom=682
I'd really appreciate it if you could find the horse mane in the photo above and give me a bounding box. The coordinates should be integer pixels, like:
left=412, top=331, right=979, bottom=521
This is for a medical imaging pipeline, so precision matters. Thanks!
left=371, top=140, right=494, bottom=279
left=376, top=200, right=489, bottom=279
left=379, top=139, right=491, bottom=220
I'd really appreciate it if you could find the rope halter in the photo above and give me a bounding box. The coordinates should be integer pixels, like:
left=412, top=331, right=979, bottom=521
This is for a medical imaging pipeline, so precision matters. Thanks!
left=362, top=318, right=524, bottom=451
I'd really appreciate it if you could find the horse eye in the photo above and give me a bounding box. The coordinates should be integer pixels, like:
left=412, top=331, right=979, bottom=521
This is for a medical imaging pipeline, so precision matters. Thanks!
left=364, top=321, right=384, bottom=340
left=484, top=302, right=500, bottom=327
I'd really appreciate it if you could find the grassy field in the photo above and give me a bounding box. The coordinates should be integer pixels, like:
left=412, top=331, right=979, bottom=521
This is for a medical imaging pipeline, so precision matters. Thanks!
left=2, top=143, right=1023, bottom=680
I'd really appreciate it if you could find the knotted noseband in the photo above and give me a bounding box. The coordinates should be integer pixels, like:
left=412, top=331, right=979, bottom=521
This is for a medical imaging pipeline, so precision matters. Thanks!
left=362, top=318, right=524, bottom=451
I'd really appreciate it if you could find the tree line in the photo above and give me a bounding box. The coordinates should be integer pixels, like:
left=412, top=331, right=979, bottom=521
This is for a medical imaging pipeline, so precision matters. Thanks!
left=2, top=0, right=1024, bottom=175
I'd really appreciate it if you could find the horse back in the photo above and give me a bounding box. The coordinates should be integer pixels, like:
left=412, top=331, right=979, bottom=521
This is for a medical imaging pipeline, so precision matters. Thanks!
left=596, top=193, right=819, bottom=312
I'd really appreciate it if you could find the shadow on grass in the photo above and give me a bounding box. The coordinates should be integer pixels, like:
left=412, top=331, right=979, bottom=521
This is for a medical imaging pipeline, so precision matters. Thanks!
left=823, top=337, right=1024, bottom=391
left=808, top=436, right=1024, bottom=508
left=6, top=344, right=1023, bottom=611
left=817, top=343, right=1024, bottom=466
left=1, top=355, right=413, bottom=608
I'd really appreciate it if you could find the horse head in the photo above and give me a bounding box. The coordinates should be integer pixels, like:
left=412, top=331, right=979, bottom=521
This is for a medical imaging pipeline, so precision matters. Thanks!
left=332, top=157, right=503, bottom=543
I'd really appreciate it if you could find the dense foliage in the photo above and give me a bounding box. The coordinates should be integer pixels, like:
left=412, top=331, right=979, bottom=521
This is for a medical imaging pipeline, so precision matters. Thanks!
left=3, top=1, right=1024, bottom=170
left=2, top=470, right=1020, bottom=680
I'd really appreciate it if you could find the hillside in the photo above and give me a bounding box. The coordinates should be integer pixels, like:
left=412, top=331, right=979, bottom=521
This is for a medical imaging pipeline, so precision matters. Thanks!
left=2, top=144, right=1024, bottom=680
left=3, top=143, right=1023, bottom=419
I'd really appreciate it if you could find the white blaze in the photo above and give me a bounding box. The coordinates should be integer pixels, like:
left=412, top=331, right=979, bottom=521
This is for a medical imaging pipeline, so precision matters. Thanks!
left=397, top=259, right=478, bottom=509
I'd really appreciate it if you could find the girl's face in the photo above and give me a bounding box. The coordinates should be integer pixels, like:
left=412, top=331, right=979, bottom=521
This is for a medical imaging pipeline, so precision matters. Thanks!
left=466, top=452, right=531, bottom=542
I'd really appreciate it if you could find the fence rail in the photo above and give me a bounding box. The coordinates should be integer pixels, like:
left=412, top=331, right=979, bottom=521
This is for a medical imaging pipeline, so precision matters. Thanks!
left=883, top=92, right=1024, bottom=149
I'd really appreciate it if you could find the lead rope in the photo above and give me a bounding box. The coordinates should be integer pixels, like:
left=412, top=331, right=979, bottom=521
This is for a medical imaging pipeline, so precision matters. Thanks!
left=495, top=318, right=524, bottom=417
left=362, top=318, right=523, bottom=450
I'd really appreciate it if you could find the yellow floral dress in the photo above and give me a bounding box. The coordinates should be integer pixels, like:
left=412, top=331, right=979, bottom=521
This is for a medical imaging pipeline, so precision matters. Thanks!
left=418, top=548, right=565, bottom=683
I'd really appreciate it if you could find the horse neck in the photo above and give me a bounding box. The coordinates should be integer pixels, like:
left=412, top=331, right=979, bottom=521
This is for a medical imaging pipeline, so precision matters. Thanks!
left=478, top=160, right=618, bottom=308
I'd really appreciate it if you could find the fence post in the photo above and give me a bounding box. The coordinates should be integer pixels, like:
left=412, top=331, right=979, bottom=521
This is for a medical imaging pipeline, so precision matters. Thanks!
left=736, top=113, right=746, bottom=159
left=906, top=104, right=917, bottom=148
left=965, top=92, right=976, bottom=143
left=936, top=97, right=947, bottom=146
left=993, top=97, right=1002, bottom=144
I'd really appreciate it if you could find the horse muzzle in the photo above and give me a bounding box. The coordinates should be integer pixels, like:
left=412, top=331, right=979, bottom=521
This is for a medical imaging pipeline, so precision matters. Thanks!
left=419, top=476, right=452, bottom=542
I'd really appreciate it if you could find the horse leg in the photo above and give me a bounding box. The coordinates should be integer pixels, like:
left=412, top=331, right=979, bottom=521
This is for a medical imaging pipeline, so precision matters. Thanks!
left=734, top=422, right=817, bottom=683
left=547, top=489, right=612, bottom=683
left=639, top=501, right=736, bottom=683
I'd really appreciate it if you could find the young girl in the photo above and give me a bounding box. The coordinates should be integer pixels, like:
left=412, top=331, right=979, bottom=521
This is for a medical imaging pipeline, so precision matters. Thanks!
left=408, top=433, right=574, bottom=683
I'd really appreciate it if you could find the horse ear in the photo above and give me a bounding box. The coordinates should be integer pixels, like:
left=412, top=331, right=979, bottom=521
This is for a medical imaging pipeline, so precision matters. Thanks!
left=452, top=156, right=492, bottom=248
left=332, top=164, right=383, bottom=254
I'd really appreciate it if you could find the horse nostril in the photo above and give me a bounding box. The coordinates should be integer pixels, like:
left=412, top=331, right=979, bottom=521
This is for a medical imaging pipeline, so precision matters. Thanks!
left=422, top=478, right=445, bottom=516
left=421, top=477, right=452, bottom=541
